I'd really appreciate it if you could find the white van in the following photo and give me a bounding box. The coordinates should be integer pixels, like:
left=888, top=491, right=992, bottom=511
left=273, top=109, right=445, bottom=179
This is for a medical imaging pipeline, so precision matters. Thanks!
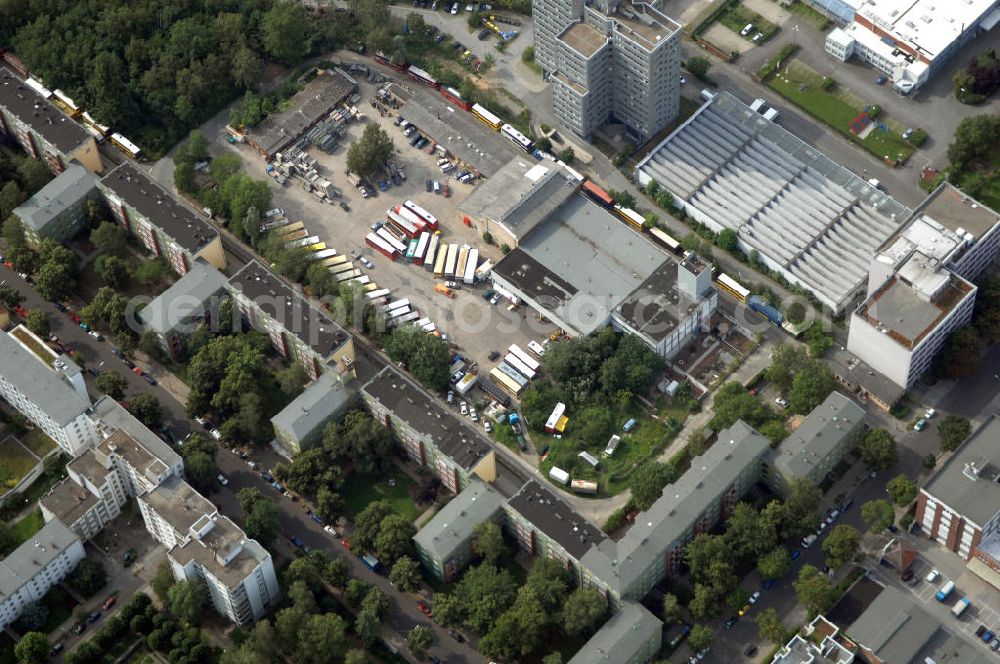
left=433, top=181, right=441, bottom=194
left=741, top=23, right=754, bottom=36
left=763, top=107, right=780, bottom=122
left=750, top=98, right=766, bottom=113
left=700, top=89, right=716, bottom=102
left=801, top=534, right=818, bottom=548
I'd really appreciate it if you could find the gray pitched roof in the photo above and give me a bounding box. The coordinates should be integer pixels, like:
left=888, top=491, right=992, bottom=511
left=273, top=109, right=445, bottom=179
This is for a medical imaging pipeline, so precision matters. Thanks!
left=139, top=260, right=228, bottom=335
left=413, top=479, right=505, bottom=562
left=921, top=414, right=1000, bottom=527
left=770, top=391, right=864, bottom=479
left=270, top=370, right=357, bottom=444
left=846, top=586, right=941, bottom=663
left=0, top=519, right=81, bottom=598
left=13, top=163, right=98, bottom=232
left=567, top=601, right=661, bottom=664
left=0, top=330, right=91, bottom=426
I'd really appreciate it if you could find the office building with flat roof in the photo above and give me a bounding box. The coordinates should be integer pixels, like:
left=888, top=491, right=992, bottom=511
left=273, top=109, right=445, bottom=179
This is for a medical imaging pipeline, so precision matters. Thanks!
left=98, top=163, right=226, bottom=276
left=581, top=420, right=769, bottom=605
left=138, top=260, right=229, bottom=360
left=764, top=392, right=865, bottom=496
left=229, top=260, right=355, bottom=379
left=413, top=479, right=506, bottom=581
left=12, top=162, right=99, bottom=245
left=0, top=67, right=103, bottom=174
left=772, top=615, right=855, bottom=664
left=566, top=600, right=661, bottom=664
left=916, top=416, right=1000, bottom=581
left=538, top=1, right=683, bottom=141
left=361, top=367, right=496, bottom=494
left=271, top=370, right=357, bottom=456
left=0, top=519, right=86, bottom=630
left=0, top=326, right=97, bottom=456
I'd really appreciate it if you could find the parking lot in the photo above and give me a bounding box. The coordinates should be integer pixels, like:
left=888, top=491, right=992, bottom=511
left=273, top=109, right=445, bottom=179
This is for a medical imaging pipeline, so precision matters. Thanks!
left=219, top=67, right=555, bottom=390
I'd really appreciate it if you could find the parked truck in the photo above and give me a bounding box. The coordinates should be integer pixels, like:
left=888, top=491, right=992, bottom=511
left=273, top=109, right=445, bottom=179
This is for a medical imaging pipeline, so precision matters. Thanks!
left=952, top=597, right=970, bottom=617
left=509, top=413, right=528, bottom=451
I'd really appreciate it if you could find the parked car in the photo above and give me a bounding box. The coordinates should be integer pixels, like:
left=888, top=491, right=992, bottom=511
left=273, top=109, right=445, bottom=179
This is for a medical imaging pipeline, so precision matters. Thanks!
left=901, top=569, right=914, bottom=582
left=142, top=374, right=156, bottom=386
left=484, top=420, right=492, bottom=433
left=744, top=645, right=758, bottom=657
left=310, top=513, right=323, bottom=525
left=723, top=617, right=738, bottom=629
left=87, top=611, right=101, bottom=624
left=417, top=601, right=432, bottom=616
left=102, top=596, right=116, bottom=611
left=925, top=569, right=940, bottom=583
left=488, top=350, right=500, bottom=361
left=360, top=257, right=374, bottom=269
left=460, top=401, right=468, bottom=415
left=447, top=628, right=464, bottom=643
left=209, top=428, right=222, bottom=440
left=425, top=179, right=433, bottom=192
left=775, top=396, right=789, bottom=409
left=324, top=524, right=339, bottom=537
left=217, top=474, right=229, bottom=486
left=749, top=591, right=761, bottom=604
left=370, top=221, right=382, bottom=231
left=914, top=417, right=927, bottom=431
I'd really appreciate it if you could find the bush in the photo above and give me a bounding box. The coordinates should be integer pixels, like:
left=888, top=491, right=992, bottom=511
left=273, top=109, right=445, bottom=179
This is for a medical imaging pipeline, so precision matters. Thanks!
left=820, top=77, right=835, bottom=91
left=867, top=104, right=881, bottom=120
left=908, top=128, right=928, bottom=146
left=756, top=44, right=800, bottom=81
left=603, top=506, right=629, bottom=533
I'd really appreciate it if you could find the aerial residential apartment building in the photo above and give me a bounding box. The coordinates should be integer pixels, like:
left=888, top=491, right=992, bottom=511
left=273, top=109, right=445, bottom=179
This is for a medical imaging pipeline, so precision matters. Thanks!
left=582, top=420, right=770, bottom=606
left=12, top=162, right=100, bottom=245
left=40, top=444, right=130, bottom=541
left=98, top=163, right=227, bottom=276
left=916, top=416, right=1000, bottom=588
left=822, top=0, right=1000, bottom=94
left=0, top=326, right=98, bottom=456
left=361, top=366, right=496, bottom=494
left=847, top=183, right=999, bottom=389
left=0, top=67, right=103, bottom=174
left=538, top=0, right=682, bottom=141
left=228, top=260, right=355, bottom=379
left=0, top=520, right=86, bottom=630
left=138, top=259, right=229, bottom=360
left=566, top=600, right=662, bottom=664
left=270, top=370, right=357, bottom=456
left=763, top=392, right=866, bottom=496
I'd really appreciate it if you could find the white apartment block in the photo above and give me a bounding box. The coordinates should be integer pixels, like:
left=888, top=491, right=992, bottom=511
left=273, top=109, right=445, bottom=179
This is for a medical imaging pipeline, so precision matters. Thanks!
left=0, top=326, right=98, bottom=456
left=849, top=183, right=999, bottom=389
left=41, top=447, right=129, bottom=541
left=0, top=520, right=86, bottom=630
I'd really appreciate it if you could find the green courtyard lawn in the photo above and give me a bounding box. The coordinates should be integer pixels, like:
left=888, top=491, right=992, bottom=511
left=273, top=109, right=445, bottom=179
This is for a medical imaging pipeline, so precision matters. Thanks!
left=538, top=414, right=679, bottom=496
left=341, top=465, right=419, bottom=523
left=21, top=428, right=56, bottom=457
left=766, top=60, right=915, bottom=164
left=786, top=0, right=831, bottom=31
left=10, top=509, right=45, bottom=546
left=718, top=2, right=780, bottom=41
left=0, top=436, right=40, bottom=490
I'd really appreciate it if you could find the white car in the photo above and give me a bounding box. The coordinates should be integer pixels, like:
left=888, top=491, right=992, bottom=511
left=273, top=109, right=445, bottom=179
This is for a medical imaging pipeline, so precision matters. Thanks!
left=360, top=257, right=374, bottom=269
left=324, top=525, right=339, bottom=537
left=775, top=397, right=789, bottom=409
left=925, top=569, right=940, bottom=583
left=490, top=293, right=500, bottom=305
left=247, top=460, right=258, bottom=470
left=195, top=416, right=208, bottom=427
left=217, top=474, right=229, bottom=486
left=209, top=428, right=221, bottom=440
left=484, top=420, right=492, bottom=433
left=924, top=408, right=936, bottom=419
left=748, top=590, right=761, bottom=604
left=460, top=401, right=468, bottom=415
left=450, top=3, right=459, bottom=14
left=470, top=409, right=478, bottom=422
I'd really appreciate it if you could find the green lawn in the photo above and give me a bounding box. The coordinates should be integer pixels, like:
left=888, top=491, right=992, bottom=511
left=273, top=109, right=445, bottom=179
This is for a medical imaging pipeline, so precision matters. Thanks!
left=538, top=414, right=679, bottom=495
left=10, top=509, right=45, bottom=546
left=341, top=465, right=419, bottom=522
left=767, top=61, right=915, bottom=163
left=41, top=586, right=76, bottom=634
left=0, top=436, right=40, bottom=489
left=21, top=428, right=56, bottom=457
left=718, top=3, right=779, bottom=41
left=786, top=0, right=831, bottom=31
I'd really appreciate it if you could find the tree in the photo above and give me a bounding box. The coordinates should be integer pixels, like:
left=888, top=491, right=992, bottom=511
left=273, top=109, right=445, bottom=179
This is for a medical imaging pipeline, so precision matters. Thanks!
left=861, top=499, right=895, bottom=533
left=781, top=480, right=821, bottom=539
left=354, top=609, right=381, bottom=647
left=685, top=56, right=713, bottom=82
left=69, top=558, right=107, bottom=597
left=822, top=524, right=861, bottom=568
left=758, top=547, right=792, bottom=581
left=803, top=323, right=834, bottom=358
left=688, top=624, right=714, bottom=653
left=135, top=258, right=171, bottom=285
left=857, top=428, right=898, bottom=471
left=794, top=565, right=837, bottom=616
left=17, top=602, right=48, bottom=631
left=244, top=500, right=279, bottom=546
left=938, top=415, right=971, bottom=452
left=937, top=327, right=982, bottom=378
left=361, top=587, right=390, bottom=620
left=127, top=393, right=163, bottom=428
left=347, top=124, right=394, bottom=180
left=716, top=228, right=737, bottom=251
left=431, top=592, right=463, bottom=627
left=629, top=462, right=676, bottom=511
left=948, top=114, right=1000, bottom=167
left=473, top=521, right=505, bottom=565
left=345, top=579, right=370, bottom=608
left=94, top=255, right=129, bottom=288
left=296, top=613, right=349, bottom=664
left=0, top=181, right=26, bottom=220
left=886, top=474, right=917, bottom=506
left=525, top=557, right=571, bottom=614
left=96, top=372, right=128, bottom=400
left=562, top=587, right=606, bottom=636
left=35, top=260, right=76, bottom=301
left=384, top=323, right=450, bottom=391
left=725, top=502, right=777, bottom=560
left=663, top=592, right=682, bottom=623
left=686, top=534, right=734, bottom=591
left=389, top=556, right=421, bottom=592
left=558, top=147, right=575, bottom=163
left=788, top=363, right=836, bottom=414
left=262, top=0, right=312, bottom=64
left=345, top=650, right=368, bottom=664
left=756, top=607, right=787, bottom=644
left=152, top=561, right=175, bottom=601
left=168, top=580, right=207, bottom=625
left=90, top=222, right=128, bottom=257
left=454, top=564, right=517, bottom=633
left=15, top=631, right=49, bottom=664
left=542, top=654, right=563, bottom=664
left=184, top=450, right=218, bottom=495
left=710, top=381, right=773, bottom=430
left=408, top=625, right=433, bottom=658
left=0, top=285, right=25, bottom=309
left=25, top=309, right=48, bottom=337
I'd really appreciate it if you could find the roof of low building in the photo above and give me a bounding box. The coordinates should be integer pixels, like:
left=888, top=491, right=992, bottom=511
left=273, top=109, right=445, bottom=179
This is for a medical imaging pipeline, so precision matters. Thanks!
left=362, top=367, right=492, bottom=471
left=921, top=414, right=1000, bottom=527
left=228, top=260, right=351, bottom=360
left=97, top=429, right=170, bottom=486
left=770, top=392, right=864, bottom=480
left=507, top=480, right=607, bottom=560
left=139, top=260, right=228, bottom=335
left=270, top=370, right=357, bottom=445
left=0, top=68, right=91, bottom=153
left=0, top=329, right=91, bottom=426
left=0, top=519, right=81, bottom=599
left=847, top=585, right=941, bottom=663
left=40, top=476, right=101, bottom=528
left=567, top=601, right=662, bottom=664
left=12, top=163, right=98, bottom=232
left=99, top=163, right=219, bottom=255
left=614, top=259, right=701, bottom=343
left=413, top=479, right=505, bottom=562
left=826, top=348, right=905, bottom=407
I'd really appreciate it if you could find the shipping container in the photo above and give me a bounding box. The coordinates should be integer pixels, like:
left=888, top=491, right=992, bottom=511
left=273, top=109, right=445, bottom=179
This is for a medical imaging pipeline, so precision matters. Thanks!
left=433, top=244, right=448, bottom=277
left=549, top=466, right=570, bottom=485
left=496, top=363, right=528, bottom=387
left=571, top=479, right=598, bottom=495
left=527, top=340, right=546, bottom=357
left=456, top=245, right=470, bottom=282
left=504, top=353, right=536, bottom=381
left=604, top=434, right=621, bottom=457
left=488, top=367, right=523, bottom=397
left=478, top=377, right=512, bottom=407
left=544, top=402, right=566, bottom=432
left=455, top=372, right=478, bottom=395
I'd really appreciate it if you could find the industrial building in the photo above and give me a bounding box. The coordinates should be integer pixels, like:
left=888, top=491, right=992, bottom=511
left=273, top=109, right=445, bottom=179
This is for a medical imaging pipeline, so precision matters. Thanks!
left=0, top=67, right=104, bottom=174
left=535, top=0, right=682, bottom=141
left=270, top=371, right=357, bottom=456
left=820, top=0, right=1000, bottom=94
left=847, top=183, right=1000, bottom=390
left=98, top=163, right=227, bottom=276
left=458, top=157, right=579, bottom=249
left=228, top=260, right=355, bottom=379
left=0, top=326, right=98, bottom=456
left=763, top=392, right=866, bottom=496
left=245, top=68, right=357, bottom=160
left=12, top=162, right=99, bottom=245
left=636, top=91, right=911, bottom=313
left=139, top=260, right=229, bottom=360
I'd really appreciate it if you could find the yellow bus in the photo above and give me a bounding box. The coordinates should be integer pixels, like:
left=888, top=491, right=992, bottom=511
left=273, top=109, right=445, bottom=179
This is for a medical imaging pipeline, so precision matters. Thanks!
left=714, top=272, right=750, bottom=303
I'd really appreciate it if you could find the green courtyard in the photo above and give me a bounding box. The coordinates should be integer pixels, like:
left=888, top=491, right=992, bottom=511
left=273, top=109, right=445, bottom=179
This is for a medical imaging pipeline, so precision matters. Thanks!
left=341, top=464, right=419, bottom=523
left=0, top=436, right=41, bottom=491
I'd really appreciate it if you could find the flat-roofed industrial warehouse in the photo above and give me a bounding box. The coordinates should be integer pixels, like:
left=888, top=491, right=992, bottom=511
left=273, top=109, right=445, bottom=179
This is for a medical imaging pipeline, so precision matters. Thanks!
left=636, top=92, right=913, bottom=313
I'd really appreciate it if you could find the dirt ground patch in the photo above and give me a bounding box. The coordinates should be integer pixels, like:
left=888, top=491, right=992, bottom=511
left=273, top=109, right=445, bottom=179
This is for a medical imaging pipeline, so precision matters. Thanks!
left=743, top=0, right=792, bottom=25
left=659, top=0, right=719, bottom=26
left=702, top=23, right=753, bottom=55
